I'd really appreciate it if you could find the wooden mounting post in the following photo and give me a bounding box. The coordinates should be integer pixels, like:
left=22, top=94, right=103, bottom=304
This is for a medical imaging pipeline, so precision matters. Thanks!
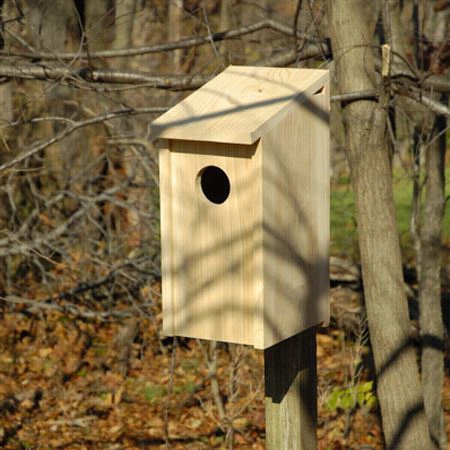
left=264, top=327, right=317, bottom=449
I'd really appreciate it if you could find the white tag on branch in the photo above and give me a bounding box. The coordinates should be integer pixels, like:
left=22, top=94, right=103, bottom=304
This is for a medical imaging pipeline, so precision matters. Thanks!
left=382, top=44, right=391, bottom=78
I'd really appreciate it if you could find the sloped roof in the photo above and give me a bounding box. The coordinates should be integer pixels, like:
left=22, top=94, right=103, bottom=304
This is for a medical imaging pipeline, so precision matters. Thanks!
left=149, top=65, right=328, bottom=145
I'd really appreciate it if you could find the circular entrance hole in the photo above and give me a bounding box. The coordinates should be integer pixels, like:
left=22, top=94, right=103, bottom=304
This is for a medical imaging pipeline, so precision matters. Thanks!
left=197, top=165, right=230, bottom=204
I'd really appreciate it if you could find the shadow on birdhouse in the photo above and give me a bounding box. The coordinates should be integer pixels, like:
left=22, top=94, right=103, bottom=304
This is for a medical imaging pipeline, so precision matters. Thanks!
left=149, top=65, right=329, bottom=349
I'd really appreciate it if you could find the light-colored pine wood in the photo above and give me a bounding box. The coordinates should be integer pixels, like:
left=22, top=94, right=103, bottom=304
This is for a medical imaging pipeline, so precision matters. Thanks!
left=160, top=139, right=262, bottom=345
left=260, top=84, right=330, bottom=348
left=149, top=65, right=328, bottom=145
left=155, top=67, right=329, bottom=348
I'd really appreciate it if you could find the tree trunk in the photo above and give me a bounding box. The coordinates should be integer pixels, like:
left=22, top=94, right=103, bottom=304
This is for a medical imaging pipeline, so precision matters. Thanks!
left=326, top=2, right=432, bottom=449
left=0, top=0, right=12, bottom=158
left=419, top=106, right=447, bottom=450
left=26, top=0, right=71, bottom=52
left=113, top=0, right=136, bottom=52
left=219, top=0, right=231, bottom=63
left=418, top=5, right=448, bottom=449
left=25, top=0, right=79, bottom=188
left=0, top=0, right=11, bottom=292
left=85, top=0, right=115, bottom=52
left=168, top=0, right=183, bottom=71
left=112, top=0, right=144, bottom=248
left=0, top=0, right=12, bottom=131
left=381, top=0, right=410, bottom=73
left=381, top=0, right=415, bottom=169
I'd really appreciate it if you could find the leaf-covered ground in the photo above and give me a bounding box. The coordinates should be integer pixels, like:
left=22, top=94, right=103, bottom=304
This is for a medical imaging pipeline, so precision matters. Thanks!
left=0, top=285, right=448, bottom=449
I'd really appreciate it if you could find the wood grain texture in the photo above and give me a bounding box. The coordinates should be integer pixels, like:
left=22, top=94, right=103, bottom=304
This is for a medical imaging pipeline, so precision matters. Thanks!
left=160, top=139, right=263, bottom=345
left=265, top=327, right=317, bottom=450
left=149, top=65, right=328, bottom=145
left=260, top=83, right=330, bottom=347
left=157, top=69, right=329, bottom=348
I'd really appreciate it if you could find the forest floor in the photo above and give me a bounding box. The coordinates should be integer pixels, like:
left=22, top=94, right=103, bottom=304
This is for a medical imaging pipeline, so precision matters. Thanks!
left=0, top=280, right=448, bottom=449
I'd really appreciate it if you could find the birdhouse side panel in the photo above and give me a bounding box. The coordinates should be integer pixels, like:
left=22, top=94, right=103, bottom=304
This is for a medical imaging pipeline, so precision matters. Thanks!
left=160, top=139, right=264, bottom=346
left=260, top=84, right=330, bottom=348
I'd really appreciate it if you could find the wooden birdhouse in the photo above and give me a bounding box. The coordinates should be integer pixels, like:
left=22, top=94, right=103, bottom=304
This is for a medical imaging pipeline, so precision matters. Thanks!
left=149, top=65, right=329, bottom=349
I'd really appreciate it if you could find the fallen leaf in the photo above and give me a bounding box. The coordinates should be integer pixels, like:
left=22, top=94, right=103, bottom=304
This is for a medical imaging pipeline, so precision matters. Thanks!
left=114, top=386, right=124, bottom=404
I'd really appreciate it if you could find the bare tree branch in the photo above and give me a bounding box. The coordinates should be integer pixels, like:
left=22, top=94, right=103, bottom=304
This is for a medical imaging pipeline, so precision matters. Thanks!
left=395, top=88, right=450, bottom=116
left=0, top=19, right=311, bottom=61
left=373, top=57, right=450, bottom=94
left=0, top=295, right=133, bottom=319
left=254, top=40, right=330, bottom=66
left=0, top=107, right=165, bottom=174
left=0, top=63, right=211, bottom=89
left=0, top=89, right=446, bottom=177
left=331, top=90, right=378, bottom=102
left=420, top=73, right=450, bottom=94
left=331, top=88, right=450, bottom=116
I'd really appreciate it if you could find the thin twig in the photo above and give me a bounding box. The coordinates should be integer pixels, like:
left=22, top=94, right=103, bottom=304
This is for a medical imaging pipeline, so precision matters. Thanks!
left=0, top=19, right=308, bottom=61
left=396, top=88, right=450, bottom=116
left=293, top=0, right=304, bottom=49
left=164, top=337, right=177, bottom=449
left=0, top=295, right=133, bottom=320
left=0, top=107, right=165, bottom=175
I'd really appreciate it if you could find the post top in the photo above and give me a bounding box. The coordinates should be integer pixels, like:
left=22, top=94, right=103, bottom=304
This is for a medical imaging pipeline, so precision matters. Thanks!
left=149, top=65, right=328, bottom=145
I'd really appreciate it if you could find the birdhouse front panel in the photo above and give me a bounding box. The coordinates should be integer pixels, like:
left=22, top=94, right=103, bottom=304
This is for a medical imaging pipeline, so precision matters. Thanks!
left=159, top=139, right=264, bottom=346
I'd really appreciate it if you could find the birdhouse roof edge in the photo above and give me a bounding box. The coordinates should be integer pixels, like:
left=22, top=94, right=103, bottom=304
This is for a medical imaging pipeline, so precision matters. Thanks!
left=148, top=66, right=329, bottom=145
